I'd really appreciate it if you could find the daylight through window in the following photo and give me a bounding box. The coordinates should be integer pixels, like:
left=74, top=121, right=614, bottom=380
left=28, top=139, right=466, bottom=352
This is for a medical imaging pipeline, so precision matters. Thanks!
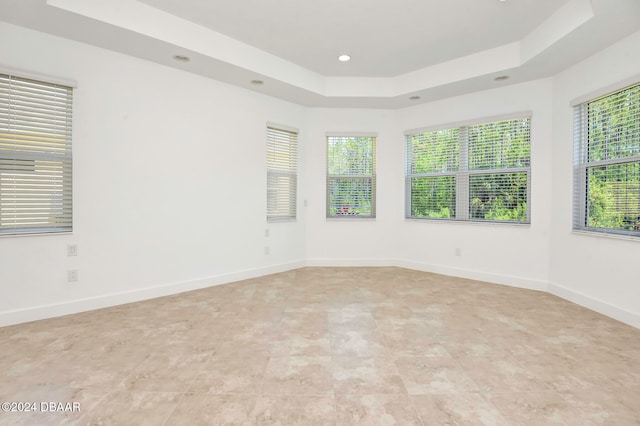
left=573, top=82, right=640, bottom=236
left=0, top=73, right=73, bottom=235
left=327, top=135, right=376, bottom=218
left=267, top=125, right=298, bottom=222
left=405, top=117, right=531, bottom=223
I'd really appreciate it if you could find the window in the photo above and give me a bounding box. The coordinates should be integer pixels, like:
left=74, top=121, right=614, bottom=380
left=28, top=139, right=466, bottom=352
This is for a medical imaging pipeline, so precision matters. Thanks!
left=0, top=73, right=73, bottom=235
left=573, top=82, right=640, bottom=236
left=267, top=124, right=297, bottom=221
left=406, top=116, right=531, bottom=223
left=327, top=135, right=376, bottom=218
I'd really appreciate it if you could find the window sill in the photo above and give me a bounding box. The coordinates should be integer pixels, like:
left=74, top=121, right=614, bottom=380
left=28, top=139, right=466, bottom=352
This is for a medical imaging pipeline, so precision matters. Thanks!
left=0, top=230, right=73, bottom=238
left=404, top=218, right=531, bottom=228
left=267, top=218, right=297, bottom=224
left=571, top=229, right=640, bottom=242
left=326, top=217, right=376, bottom=222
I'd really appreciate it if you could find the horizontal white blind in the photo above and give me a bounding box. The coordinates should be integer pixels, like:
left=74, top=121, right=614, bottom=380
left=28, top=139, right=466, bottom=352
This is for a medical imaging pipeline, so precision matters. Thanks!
left=469, top=172, right=528, bottom=221
left=0, top=73, right=73, bottom=235
left=267, top=126, right=297, bottom=221
left=573, top=82, right=640, bottom=235
left=405, top=129, right=458, bottom=219
left=408, top=128, right=459, bottom=174
left=406, top=117, right=531, bottom=223
left=327, top=136, right=376, bottom=217
left=469, top=119, right=531, bottom=170
left=468, top=118, right=530, bottom=223
left=408, top=175, right=456, bottom=219
left=586, top=85, right=640, bottom=162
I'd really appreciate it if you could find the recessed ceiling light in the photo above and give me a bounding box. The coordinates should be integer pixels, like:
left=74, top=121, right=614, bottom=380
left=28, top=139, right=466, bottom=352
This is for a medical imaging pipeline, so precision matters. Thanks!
left=338, top=54, right=351, bottom=62
left=173, top=54, right=190, bottom=62
left=409, top=96, right=420, bottom=101
left=494, top=75, right=509, bottom=81
left=251, top=79, right=264, bottom=85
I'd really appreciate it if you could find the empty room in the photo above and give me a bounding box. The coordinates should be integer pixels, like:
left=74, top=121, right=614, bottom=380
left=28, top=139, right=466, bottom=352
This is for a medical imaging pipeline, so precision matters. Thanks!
left=1, top=0, right=640, bottom=424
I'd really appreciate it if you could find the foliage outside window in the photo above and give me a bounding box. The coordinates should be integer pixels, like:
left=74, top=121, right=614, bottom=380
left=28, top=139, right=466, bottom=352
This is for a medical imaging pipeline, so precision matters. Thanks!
left=573, top=82, right=640, bottom=236
left=0, top=73, right=73, bottom=235
left=267, top=125, right=297, bottom=222
left=327, top=135, right=376, bottom=218
left=405, top=117, right=531, bottom=223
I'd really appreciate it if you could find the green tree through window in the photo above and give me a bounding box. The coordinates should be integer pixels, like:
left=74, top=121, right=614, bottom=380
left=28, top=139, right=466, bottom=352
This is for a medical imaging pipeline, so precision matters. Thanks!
left=574, top=82, right=640, bottom=235
left=327, top=136, right=376, bottom=217
left=406, top=117, right=531, bottom=223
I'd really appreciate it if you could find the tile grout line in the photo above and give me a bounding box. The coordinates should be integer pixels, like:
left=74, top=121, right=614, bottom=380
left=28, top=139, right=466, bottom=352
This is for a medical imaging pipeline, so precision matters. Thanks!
left=385, top=279, right=426, bottom=426
left=160, top=323, right=231, bottom=426
left=328, top=309, right=339, bottom=426
left=3, top=268, right=640, bottom=423
left=251, top=288, right=290, bottom=420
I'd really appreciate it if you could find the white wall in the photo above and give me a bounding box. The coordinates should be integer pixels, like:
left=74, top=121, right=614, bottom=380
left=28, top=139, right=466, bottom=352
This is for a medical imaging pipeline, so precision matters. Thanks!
left=1, top=21, right=639, bottom=329
left=395, top=80, right=554, bottom=290
left=548, top=30, right=640, bottom=326
left=0, top=23, right=307, bottom=325
left=304, top=108, right=400, bottom=263
left=303, top=81, right=554, bottom=291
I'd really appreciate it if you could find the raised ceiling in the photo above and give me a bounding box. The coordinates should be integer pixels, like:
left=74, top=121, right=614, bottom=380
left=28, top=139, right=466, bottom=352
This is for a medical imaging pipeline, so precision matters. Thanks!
left=1, top=0, right=640, bottom=108
left=139, top=0, right=565, bottom=77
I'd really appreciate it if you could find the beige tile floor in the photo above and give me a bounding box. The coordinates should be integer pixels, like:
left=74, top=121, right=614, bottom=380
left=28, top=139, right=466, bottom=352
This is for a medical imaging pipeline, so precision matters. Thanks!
left=1, top=267, right=639, bottom=425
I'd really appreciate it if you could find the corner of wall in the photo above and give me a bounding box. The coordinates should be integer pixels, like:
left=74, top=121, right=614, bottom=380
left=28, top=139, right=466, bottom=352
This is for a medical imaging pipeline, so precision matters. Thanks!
left=0, top=260, right=305, bottom=328
left=547, top=281, right=640, bottom=329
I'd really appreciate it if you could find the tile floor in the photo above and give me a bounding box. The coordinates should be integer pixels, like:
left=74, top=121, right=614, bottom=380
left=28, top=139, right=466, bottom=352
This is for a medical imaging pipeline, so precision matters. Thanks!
left=0, top=267, right=639, bottom=425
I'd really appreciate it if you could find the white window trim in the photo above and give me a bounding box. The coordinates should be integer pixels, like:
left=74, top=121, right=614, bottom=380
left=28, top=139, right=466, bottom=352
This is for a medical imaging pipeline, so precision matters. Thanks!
left=572, top=79, right=640, bottom=239
left=326, top=133, right=377, bottom=219
left=0, top=71, right=74, bottom=236
left=404, top=111, right=533, bottom=136
left=405, top=115, right=532, bottom=224
left=570, top=74, right=640, bottom=107
left=0, top=65, right=77, bottom=88
left=266, top=123, right=298, bottom=223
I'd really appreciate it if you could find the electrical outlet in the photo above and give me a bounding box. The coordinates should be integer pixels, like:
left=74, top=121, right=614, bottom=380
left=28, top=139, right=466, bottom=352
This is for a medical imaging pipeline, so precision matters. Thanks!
left=265, top=229, right=270, bottom=237
left=67, top=244, right=78, bottom=256
left=455, top=248, right=461, bottom=257
left=67, top=269, right=78, bottom=282
left=264, top=246, right=270, bottom=255
left=304, top=199, right=308, bottom=207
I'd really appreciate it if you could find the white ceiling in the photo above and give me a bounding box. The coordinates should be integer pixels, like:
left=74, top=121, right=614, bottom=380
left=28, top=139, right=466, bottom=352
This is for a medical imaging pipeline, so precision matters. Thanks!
left=138, top=0, right=566, bottom=77
left=1, top=0, right=640, bottom=108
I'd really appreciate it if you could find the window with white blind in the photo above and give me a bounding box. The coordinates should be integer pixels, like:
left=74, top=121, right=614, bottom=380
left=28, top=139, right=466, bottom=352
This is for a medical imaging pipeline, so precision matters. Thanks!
left=573, top=82, right=640, bottom=237
left=406, top=116, right=531, bottom=223
left=267, top=124, right=297, bottom=222
left=327, top=135, right=376, bottom=218
left=0, top=73, right=73, bottom=235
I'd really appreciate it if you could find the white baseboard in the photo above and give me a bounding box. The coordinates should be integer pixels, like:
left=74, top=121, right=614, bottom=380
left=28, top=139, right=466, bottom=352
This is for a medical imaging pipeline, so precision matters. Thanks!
left=305, top=258, right=638, bottom=329
left=2, top=258, right=638, bottom=330
left=0, top=260, right=305, bottom=328
left=305, top=258, right=392, bottom=267
left=393, top=259, right=549, bottom=291
left=548, top=282, right=640, bottom=329
left=305, top=257, right=548, bottom=292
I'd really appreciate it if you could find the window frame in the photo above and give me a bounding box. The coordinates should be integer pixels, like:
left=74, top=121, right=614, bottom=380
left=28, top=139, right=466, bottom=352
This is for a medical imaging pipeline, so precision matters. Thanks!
left=266, top=123, right=298, bottom=223
left=0, top=71, right=74, bottom=236
left=326, top=133, right=377, bottom=219
left=572, top=81, right=640, bottom=238
left=405, top=113, right=532, bottom=224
